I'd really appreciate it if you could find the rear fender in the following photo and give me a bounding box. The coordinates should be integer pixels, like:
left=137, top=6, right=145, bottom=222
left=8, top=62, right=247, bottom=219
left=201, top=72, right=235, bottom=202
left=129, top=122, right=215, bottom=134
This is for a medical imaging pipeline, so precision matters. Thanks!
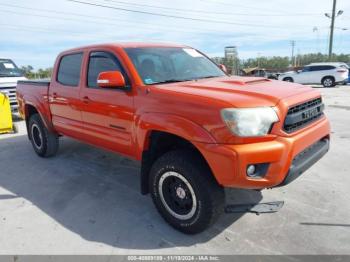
left=24, top=100, right=55, bottom=135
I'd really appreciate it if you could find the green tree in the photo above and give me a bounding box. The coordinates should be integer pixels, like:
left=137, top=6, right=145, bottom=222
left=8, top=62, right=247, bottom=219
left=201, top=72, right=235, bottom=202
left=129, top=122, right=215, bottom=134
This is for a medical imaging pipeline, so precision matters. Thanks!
left=20, top=65, right=53, bottom=79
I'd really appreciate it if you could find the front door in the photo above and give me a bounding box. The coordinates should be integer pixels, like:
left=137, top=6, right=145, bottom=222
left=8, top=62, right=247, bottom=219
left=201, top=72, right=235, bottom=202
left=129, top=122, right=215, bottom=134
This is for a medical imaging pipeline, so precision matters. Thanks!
left=297, top=66, right=313, bottom=84
left=79, top=51, right=135, bottom=157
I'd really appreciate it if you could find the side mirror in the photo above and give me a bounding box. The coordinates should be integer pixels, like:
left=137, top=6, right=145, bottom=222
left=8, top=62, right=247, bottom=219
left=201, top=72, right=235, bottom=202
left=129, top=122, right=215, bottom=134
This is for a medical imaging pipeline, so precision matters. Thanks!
left=97, top=71, right=125, bottom=88
left=297, top=70, right=302, bottom=73
left=218, top=64, right=227, bottom=73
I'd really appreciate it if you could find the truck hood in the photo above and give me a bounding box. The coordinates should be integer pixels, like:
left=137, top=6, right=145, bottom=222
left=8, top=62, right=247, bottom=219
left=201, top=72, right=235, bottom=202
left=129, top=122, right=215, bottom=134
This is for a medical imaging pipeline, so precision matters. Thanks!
left=155, top=76, right=315, bottom=108
left=0, top=76, right=27, bottom=86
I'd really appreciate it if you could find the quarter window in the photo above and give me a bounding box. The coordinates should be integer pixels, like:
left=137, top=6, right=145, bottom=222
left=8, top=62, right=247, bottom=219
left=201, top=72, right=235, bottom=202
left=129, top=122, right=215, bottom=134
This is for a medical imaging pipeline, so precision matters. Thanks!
left=57, top=53, right=83, bottom=86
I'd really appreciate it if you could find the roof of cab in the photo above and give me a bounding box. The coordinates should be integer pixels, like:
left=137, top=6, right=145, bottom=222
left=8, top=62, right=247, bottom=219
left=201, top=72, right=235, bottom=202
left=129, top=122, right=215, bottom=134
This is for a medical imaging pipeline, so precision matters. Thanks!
left=62, top=42, right=189, bottom=53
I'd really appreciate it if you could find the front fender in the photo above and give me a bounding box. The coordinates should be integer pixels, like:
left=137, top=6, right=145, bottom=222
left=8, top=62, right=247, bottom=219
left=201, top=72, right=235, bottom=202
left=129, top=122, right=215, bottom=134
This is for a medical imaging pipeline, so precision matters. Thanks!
left=134, top=112, right=216, bottom=160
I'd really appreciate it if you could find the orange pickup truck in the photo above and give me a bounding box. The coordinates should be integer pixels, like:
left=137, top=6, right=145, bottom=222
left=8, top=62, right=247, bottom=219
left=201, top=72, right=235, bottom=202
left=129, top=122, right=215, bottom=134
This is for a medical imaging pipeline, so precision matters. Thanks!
left=17, top=43, right=330, bottom=234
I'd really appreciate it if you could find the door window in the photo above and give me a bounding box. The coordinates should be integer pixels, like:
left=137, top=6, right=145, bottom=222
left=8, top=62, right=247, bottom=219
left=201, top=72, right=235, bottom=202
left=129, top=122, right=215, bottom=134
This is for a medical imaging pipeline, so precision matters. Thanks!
left=302, top=66, right=311, bottom=72
left=87, top=52, right=124, bottom=88
left=57, top=53, right=83, bottom=86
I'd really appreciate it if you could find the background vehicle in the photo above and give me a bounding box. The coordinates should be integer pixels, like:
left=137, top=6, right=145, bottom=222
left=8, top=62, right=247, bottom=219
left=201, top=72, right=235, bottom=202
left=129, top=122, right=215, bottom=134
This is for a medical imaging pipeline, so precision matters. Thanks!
left=278, top=63, right=348, bottom=87
left=240, top=67, right=279, bottom=80
left=0, top=58, right=26, bottom=111
left=17, top=43, right=330, bottom=234
left=0, top=92, right=14, bottom=134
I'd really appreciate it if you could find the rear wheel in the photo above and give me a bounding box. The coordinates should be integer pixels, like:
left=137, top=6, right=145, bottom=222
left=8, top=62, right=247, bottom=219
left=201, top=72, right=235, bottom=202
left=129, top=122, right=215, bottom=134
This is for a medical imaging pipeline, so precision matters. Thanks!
left=28, top=114, right=59, bottom=157
left=322, top=77, right=335, bottom=87
left=283, top=77, right=293, bottom=82
left=149, top=150, right=225, bottom=234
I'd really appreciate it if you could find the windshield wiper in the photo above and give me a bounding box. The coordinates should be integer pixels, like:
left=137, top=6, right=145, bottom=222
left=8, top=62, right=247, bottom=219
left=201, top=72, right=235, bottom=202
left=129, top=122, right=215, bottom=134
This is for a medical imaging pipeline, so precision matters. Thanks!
left=152, top=79, right=193, bottom=85
left=198, top=75, right=220, bottom=79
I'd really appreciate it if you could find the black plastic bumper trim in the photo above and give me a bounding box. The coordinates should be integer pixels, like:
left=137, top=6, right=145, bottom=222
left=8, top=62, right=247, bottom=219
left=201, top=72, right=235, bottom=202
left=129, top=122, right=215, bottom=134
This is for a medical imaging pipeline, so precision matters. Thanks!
left=279, top=138, right=330, bottom=186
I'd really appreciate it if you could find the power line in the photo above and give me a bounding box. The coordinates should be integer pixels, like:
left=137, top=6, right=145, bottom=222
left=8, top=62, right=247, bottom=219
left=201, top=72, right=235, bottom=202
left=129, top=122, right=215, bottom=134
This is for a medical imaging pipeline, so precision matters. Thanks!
left=199, top=0, right=322, bottom=16
left=102, top=0, right=323, bottom=17
left=0, top=8, right=232, bottom=36
left=0, top=3, right=224, bottom=34
left=66, top=0, right=305, bottom=28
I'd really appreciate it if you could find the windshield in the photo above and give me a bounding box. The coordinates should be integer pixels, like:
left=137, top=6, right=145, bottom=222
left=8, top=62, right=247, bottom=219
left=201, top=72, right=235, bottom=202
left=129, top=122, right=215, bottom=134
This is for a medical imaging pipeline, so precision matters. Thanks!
left=124, top=47, right=225, bottom=85
left=0, top=59, right=23, bottom=77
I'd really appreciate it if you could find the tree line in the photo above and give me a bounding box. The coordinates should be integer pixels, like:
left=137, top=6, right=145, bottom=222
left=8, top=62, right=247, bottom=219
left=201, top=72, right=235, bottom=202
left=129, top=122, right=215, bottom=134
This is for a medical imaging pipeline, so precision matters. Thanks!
left=20, top=65, right=53, bottom=79
left=213, top=53, right=350, bottom=72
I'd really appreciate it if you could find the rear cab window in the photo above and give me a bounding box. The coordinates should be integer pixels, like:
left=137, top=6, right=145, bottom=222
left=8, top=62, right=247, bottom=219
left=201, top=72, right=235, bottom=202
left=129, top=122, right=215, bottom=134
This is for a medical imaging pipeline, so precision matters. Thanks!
left=57, top=53, right=83, bottom=86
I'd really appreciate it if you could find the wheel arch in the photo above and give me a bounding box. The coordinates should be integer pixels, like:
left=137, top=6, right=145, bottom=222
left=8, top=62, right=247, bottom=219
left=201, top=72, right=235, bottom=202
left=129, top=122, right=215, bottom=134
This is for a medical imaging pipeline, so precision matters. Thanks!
left=136, top=113, right=217, bottom=195
left=321, top=75, right=335, bottom=82
left=24, top=103, right=56, bottom=139
left=283, top=76, right=294, bottom=82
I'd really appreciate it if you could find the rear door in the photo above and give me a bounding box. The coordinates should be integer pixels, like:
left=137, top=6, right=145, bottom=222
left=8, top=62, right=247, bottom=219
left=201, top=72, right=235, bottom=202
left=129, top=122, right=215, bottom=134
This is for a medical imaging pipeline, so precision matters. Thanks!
left=313, top=65, right=336, bottom=83
left=79, top=50, right=135, bottom=157
left=49, top=52, right=84, bottom=136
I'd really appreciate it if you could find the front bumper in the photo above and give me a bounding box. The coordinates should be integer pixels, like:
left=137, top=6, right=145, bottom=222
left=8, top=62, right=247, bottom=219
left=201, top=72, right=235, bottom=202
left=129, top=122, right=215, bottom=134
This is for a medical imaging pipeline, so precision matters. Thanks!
left=278, top=138, right=329, bottom=186
left=194, top=116, right=330, bottom=189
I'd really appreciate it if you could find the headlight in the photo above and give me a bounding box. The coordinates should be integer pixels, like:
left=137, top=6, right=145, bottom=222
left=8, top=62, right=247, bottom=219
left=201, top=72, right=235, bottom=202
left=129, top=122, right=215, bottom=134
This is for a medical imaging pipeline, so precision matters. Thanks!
left=221, top=107, right=279, bottom=137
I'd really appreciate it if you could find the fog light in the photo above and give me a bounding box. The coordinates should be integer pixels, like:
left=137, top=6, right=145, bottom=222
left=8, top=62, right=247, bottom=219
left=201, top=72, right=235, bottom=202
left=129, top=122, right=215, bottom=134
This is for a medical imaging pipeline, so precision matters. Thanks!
left=247, top=165, right=256, bottom=177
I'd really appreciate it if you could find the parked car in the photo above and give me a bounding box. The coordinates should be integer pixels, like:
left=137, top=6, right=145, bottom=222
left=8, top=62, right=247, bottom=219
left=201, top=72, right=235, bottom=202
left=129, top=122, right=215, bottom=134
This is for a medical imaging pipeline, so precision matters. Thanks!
left=241, top=67, right=279, bottom=80
left=17, top=43, right=330, bottom=234
left=0, top=58, right=26, bottom=111
left=278, top=63, right=348, bottom=87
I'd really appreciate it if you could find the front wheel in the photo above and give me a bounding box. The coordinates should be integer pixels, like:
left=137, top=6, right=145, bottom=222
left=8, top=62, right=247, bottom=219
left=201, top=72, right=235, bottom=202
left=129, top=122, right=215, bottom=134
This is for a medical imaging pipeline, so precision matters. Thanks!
left=282, top=77, right=293, bottom=82
left=28, top=114, right=59, bottom=157
left=149, top=150, right=225, bottom=234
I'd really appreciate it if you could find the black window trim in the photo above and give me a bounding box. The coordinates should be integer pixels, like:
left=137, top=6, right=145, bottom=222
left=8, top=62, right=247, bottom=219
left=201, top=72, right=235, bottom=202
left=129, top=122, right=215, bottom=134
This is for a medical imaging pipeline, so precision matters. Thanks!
left=56, top=51, right=84, bottom=87
left=86, top=50, right=131, bottom=91
left=309, top=65, right=336, bottom=71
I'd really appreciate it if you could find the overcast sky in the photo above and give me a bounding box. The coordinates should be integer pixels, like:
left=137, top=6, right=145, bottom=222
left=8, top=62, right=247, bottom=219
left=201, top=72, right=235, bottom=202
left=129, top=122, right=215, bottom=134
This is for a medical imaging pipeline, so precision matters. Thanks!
left=0, top=0, right=349, bottom=69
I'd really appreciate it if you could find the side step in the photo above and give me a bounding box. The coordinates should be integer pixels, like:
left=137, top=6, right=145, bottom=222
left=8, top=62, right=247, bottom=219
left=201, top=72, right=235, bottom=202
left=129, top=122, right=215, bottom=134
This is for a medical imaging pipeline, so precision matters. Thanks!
left=225, top=201, right=284, bottom=215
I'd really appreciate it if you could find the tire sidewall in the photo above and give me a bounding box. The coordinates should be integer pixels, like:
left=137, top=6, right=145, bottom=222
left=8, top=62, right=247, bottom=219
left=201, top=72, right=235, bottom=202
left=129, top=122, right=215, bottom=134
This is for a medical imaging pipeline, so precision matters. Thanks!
left=29, top=115, right=47, bottom=156
left=151, top=164, right=205, bottom=230
left=149, top=150, right=225, bottom=234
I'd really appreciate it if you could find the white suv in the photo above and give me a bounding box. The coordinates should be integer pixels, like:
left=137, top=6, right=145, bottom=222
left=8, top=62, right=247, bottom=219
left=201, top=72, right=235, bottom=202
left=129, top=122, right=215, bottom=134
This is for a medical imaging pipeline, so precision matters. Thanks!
left=278, top=63, right=349, bottom=87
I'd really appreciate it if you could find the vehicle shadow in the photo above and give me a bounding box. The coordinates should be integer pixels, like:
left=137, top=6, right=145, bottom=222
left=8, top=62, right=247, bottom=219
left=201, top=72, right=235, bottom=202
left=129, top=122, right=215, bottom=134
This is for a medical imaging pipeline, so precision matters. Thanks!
left=0, top=135, right=263, bottom=249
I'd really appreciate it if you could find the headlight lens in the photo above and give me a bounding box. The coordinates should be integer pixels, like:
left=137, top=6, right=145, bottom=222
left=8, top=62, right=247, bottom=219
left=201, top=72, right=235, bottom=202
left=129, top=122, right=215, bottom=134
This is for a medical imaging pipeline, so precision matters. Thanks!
left=221, top=107, right=279, bottom=137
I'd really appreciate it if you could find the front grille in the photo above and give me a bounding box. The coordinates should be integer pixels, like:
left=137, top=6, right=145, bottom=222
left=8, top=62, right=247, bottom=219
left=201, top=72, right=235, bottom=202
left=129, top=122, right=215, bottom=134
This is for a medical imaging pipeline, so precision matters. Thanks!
left=0, top=86, right=17, bottom=109
left=283, top=97, right=324, bottom=133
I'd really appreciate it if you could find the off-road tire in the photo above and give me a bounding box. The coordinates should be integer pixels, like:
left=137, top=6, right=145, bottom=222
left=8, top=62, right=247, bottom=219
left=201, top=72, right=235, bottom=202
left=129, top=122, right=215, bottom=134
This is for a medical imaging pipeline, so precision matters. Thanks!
left=149, top=150, right=225, bottom=234
left=28, top=114, right=59, bottom=157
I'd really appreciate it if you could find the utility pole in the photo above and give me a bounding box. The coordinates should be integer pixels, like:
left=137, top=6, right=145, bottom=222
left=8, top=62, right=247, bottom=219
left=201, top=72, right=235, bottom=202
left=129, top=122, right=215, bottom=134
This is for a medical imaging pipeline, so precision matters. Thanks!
left=325, top=0, right=343, bottom=59
left=329, top=0, right=337, bottom=58
left=290, top=40, right=295, bottom=67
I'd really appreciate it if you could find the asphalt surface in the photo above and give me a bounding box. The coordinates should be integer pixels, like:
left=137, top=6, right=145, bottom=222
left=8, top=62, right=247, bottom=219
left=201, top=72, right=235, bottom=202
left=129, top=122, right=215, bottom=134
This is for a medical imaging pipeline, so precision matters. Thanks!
left=0, top=85, right=349, bottom=255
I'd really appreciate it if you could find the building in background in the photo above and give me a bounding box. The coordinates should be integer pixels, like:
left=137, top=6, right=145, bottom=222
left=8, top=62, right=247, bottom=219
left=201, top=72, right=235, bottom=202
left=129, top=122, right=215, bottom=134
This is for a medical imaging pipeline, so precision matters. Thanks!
left=224, top=46, right=239, bottom=75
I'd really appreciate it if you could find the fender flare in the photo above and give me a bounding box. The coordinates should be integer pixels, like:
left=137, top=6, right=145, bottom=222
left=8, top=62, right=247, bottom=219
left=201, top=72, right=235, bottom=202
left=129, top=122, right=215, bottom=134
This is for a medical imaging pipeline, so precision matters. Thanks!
left=134, top=112, right=216, bottom=160
left=23, top=99, right=55, bottom=135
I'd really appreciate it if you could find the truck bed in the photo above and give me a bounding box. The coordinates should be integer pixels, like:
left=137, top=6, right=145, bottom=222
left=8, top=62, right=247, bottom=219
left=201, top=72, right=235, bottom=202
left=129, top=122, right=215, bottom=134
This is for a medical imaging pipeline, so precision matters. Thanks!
left=16, top=79, right=51, bottom=126
left=17, top=80, right=50, bottom=87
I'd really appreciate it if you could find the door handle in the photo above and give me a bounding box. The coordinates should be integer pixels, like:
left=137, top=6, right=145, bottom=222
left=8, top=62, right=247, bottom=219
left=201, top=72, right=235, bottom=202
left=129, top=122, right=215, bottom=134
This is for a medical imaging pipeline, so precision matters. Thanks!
left=82, top=96, right=90, bottom=104
left=52, top=92, right=58, bottom=99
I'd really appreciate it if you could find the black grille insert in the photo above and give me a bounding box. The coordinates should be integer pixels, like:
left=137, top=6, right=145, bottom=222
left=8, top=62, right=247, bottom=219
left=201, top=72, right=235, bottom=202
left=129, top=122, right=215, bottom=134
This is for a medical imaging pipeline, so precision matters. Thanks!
left=283, top=98, right=324, bottom=133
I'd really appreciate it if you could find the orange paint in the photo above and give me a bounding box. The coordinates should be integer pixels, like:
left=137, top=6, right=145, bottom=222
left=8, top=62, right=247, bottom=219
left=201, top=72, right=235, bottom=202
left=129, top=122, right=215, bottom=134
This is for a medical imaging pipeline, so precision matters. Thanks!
left=17, top=43, right=331, bottom=189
